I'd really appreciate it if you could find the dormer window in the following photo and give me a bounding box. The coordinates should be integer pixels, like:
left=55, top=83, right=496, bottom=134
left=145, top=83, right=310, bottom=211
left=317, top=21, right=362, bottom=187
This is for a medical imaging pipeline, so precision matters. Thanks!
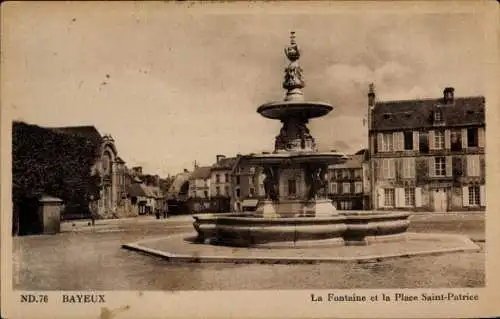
left=434, top=109, right=443, bottom=124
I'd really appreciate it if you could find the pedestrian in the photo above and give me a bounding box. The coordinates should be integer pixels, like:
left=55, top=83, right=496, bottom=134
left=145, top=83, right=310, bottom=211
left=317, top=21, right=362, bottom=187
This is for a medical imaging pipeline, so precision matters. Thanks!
left=163, top=204, right=168, bottom=219
left=155, top=208, right=160, bottom=219
left=88, top=195, right=96, bottom=226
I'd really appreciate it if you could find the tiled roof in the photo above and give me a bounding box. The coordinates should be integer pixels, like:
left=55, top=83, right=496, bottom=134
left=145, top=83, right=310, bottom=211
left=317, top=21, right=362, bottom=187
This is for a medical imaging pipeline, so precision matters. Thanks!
left=212, top=157, right=238, bottom=170
left=371, top=96, right=485, bottom=131
left=189, top=166, right=212, bottom=180
left=127, top=183, right=147, bottom=197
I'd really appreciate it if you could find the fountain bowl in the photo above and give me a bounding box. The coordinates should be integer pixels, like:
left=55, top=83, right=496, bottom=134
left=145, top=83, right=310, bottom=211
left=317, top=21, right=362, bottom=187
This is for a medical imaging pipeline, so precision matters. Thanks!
left=257, top=100, right=333, bottom=120
left=193, top=210, right=411, bottom=247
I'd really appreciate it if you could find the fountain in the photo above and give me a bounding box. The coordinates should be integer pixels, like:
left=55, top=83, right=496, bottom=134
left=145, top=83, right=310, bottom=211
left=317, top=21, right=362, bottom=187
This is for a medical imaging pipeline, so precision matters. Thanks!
left=193, top=32, right=411, bottom=247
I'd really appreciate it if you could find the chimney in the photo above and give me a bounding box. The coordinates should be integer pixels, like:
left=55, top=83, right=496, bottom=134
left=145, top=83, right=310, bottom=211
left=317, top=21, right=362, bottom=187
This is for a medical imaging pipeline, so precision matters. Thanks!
left=216, top=154, right=226, bottom=163
left=368, top=83, right=376, bottom=108
left=443, top=87, right=455, bottom=104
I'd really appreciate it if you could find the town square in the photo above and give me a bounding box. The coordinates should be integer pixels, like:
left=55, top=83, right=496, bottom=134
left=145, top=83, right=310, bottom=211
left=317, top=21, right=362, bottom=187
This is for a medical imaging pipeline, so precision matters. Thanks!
left=3, top=2, right=492, bottom=297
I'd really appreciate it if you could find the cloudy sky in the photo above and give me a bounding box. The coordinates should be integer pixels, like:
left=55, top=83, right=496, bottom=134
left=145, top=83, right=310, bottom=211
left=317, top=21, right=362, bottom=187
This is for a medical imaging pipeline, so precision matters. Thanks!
left=2, top=2, right=495, bottom=176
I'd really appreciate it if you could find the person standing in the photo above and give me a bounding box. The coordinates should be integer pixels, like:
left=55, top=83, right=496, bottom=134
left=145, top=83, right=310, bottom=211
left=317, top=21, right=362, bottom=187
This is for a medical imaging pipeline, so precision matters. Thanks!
left=88, top=195, right=97, bottom=226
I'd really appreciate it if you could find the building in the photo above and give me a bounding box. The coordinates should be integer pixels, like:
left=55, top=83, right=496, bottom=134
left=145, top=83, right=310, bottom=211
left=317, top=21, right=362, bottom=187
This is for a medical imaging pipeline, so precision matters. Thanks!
left=189, top=166, right=211, bottom=199
left=231, top=156, right=265, bottom=212
left=210, top=155, right=238, bottom=212
left=328, top=150, right=371, bottom=210
left=166, top=170, right=191, bottom=214
left=52, top=126, right=129, bottom=218
left=368, top=85, right=486, bottom=212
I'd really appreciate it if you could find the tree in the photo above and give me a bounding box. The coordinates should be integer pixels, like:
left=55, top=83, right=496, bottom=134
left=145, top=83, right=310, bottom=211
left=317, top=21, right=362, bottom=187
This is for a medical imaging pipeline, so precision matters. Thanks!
left=12, top=121, right=102, bottom=231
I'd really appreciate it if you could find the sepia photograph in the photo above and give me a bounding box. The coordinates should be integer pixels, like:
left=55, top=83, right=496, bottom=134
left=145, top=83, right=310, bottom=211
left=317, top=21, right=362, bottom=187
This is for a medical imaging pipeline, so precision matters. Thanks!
left=1, top=1, right=499, bottom=318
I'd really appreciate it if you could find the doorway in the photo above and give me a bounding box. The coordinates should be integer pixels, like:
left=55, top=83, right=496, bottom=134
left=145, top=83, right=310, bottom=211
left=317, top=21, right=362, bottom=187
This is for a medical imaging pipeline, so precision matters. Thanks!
left=433, top=188, right=448, bottom=212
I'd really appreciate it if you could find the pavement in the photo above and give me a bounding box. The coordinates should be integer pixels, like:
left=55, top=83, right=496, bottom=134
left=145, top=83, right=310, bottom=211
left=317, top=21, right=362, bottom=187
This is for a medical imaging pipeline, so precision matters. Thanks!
left=14, top=212, right=485, bottom=290
left=122, top=232, right=480, bottom=264
left=60, top=214, right=202, bottom=232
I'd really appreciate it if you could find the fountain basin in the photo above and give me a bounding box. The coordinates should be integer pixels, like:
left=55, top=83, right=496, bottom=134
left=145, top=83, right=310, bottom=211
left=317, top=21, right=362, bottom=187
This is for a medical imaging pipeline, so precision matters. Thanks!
left=257, top=101, right=333, bottom=120
left=193, top=211, right=411, bottom=247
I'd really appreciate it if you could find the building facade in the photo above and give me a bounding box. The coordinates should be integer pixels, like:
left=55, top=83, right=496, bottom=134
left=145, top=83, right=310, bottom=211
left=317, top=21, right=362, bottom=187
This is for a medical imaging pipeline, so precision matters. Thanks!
left=231, top=157, right=265, bottom=212
left=210, top=155, right=237, bottom=213
left=187, top=166, right=212, bottom=213
left=328, top=150, right=371, bottom=210
left=368, top=86, right=486, bottom=212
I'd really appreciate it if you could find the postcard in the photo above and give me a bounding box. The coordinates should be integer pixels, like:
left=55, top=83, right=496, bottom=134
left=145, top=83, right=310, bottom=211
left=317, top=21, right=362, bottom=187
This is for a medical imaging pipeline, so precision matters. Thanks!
left=1, top=1, right=499, bottom=318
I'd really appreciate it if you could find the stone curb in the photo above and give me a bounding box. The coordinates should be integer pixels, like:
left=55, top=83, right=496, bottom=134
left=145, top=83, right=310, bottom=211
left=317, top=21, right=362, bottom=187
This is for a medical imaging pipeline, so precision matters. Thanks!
left=121, top=233, right=481, bottom=264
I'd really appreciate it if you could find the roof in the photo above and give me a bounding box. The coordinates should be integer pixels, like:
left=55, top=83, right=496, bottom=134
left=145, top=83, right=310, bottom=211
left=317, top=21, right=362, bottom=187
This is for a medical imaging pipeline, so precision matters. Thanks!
left=50, top=126, right=103, bottom=142
left=167, top=172, right=191, bottom=195
left=189, top=166, right=212, bottom=180
left=329, top=154, right=365, bottom=169
left=371, top=96, right=485, bottom=131
left=212, top=157, right=238, bottom=170
left=127, top=183, right=147, bottom=197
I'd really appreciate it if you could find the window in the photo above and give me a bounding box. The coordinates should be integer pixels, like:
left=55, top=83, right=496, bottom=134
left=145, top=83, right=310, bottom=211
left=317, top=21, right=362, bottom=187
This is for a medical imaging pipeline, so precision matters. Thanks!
left=402, top=157, right=415, bottom=178
left=340, top=201, right=352, bottom=210
left=434, top=109, right=443, bottom=123
left=382, top=133, right=393, bottom=152
left=435, top=157, right=446, bottom=176
left=225, top=174, right=229, bottom=183
left=434, top=130, right=445, bottom=149
left=236, top=188, right=241, bottom=198
left=467, top=155, right=480, bottom=177
left=468, top=186, right=480, bottom=206
left=203, top=190, right=208, bottom=198
left=249, top=188, right=255, bottom=197
left=354, top=169, right=362, bottom=179
left=355, top=182, right=363, bottom=194
left=384, top=188, right=395, bottom=207
left=224, top=186, right=230, bottom=196
left=331, top=183, right=338, bottom=194
left=215, top=174, right=220, bottom=183
left=404, top=131, right=413, bottom=150
left=419, top=131, right=429, bottom=153
left=249, top=167, right=256, bottom=174
left=288, top=179, right=297, bottom=196
left=236, top=176, right=240, bottom=184
left=450, top=129, right=462, bottom=151
left=467, top=128, right=478, bottom=147
left=342, top=169, right=351, bottom=179
left=335, top=170, right=342, bottom=180
left=404, top=187, right=415, bottom=206
left=342, top=182, right=350, bottom=194
left=382, top=159, right=395, bottom=179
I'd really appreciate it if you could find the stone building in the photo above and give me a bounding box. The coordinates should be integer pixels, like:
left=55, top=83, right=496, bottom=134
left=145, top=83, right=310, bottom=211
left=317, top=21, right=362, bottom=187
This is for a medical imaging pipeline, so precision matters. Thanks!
left=52, top=126, right=130, bottom=218
left=328, top=150, right=371, bottom=210
left=231, top=156, right=265, bottom=212
left=210, top=155, right=238, bottom=212
left=368, top=85, right=486, bottom=212
left=187, top=166, right=212, bottom=213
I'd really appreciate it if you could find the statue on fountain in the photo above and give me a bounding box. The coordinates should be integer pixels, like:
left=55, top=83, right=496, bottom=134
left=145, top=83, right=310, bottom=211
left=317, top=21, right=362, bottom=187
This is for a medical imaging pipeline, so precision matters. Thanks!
left=305, top=166, right=328, bottom=200
left=263, top=166, right=279, bottom=201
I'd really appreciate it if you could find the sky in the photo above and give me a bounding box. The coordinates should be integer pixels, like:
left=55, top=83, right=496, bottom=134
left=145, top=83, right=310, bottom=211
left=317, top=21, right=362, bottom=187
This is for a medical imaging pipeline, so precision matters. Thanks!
left=1, top=2, right=494, bottom=176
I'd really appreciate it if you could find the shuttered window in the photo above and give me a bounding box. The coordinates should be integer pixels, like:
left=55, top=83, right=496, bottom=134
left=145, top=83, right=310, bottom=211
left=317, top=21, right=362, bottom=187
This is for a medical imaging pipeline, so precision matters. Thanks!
left=467, top=155, right=480, bottom=177
left=402, top=157, right=415, bottom=178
